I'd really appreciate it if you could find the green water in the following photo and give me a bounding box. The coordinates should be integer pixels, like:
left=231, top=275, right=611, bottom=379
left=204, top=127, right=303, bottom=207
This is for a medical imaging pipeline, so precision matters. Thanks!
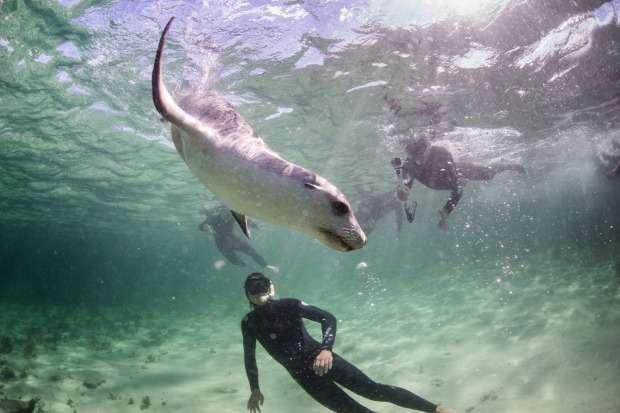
left=1, top=0, right=620, bottom=412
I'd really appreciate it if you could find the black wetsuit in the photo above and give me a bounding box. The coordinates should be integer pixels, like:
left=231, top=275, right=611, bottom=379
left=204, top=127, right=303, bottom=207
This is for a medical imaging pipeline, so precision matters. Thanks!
left=402, top=145, right=521, bottom=216
left=241, top=298, right=438, bottom=413
left=199, top=211, right=267, bottom=267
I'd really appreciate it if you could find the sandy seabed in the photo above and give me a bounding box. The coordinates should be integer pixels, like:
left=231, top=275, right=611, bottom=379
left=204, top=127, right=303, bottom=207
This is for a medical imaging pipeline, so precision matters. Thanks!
left=1, top=252, right=619, bottom=413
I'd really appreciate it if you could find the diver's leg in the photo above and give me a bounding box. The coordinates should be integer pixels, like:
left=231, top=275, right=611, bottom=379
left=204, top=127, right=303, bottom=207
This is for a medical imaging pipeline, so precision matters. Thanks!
left=235, top=241, right=268, bottom=267
left=457, top=162, right=495, bottom=180
left=215, top=237, right=246, bottom=266
left=459, top=162, right=524, bottom=180
left=292, top=367, right=376, bottom=413
left=329, top=354, right=438, bottom=413
left=490, top=162, right=525, bottom=174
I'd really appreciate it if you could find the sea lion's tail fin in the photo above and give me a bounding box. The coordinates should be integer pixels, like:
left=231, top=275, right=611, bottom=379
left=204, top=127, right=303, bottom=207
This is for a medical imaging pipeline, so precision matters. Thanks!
left=152, top=16, right=188, bottom=125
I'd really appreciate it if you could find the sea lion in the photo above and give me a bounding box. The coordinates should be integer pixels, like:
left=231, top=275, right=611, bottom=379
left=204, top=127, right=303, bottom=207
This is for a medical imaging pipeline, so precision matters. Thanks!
left=0, top=398, right=37, bottom=413
left=152, top=17, right=366, bottom=251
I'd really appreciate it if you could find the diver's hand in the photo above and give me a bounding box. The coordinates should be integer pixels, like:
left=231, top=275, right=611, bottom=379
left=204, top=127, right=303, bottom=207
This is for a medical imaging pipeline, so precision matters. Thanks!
left=606, top=168, right=618, bottom=179
left=313, top=349, right=333, bottom=376
left=438, top=208, right=448, bottom=230
left=397, top=186, right=410, bottom=202
left=247, top=389, right=264, bottom=413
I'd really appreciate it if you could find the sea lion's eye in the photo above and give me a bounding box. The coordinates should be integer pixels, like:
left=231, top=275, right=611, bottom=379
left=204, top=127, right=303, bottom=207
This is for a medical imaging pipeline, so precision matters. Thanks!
left=332, top=201, right=350, bottom=216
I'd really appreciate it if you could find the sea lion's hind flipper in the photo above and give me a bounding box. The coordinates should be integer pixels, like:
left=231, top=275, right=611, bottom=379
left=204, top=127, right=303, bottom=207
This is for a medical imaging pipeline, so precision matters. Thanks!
left=231, top=210, right=251, bottom=238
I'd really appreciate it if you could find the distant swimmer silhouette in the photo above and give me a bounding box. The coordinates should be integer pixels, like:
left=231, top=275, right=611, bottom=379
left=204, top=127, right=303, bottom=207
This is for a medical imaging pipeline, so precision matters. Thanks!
left=393, top=137, right=525, bottom=229
left=200, top=204, right=274, bottom=269
left=606, top=158, right=620, bottom=179
left=355, top=190, right=403, bottom=237
left=602, top=141, right=620, bottom=179
left=241, top=272, right=457, bottom=413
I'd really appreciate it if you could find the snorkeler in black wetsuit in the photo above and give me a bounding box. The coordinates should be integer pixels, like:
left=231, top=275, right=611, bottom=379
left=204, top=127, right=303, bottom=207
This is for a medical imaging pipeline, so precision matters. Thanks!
left=241, top=273, right=456, bottom=413
left=395, top=137, right=525, bottom=229
left=355, top=190, right=403, bottom=237
left=199, top=204, right=268, bottom=268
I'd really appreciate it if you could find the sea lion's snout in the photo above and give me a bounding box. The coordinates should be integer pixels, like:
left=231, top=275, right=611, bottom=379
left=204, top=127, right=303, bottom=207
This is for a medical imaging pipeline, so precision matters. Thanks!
left=345, top=226, right=367, bottom=251
left=342, top=233, right=367, bottom=252
left=306, top=184, right=367, bottom=251
left=323, top=232, right=366, bottom=252
left=320, top=223, right=367, bottom=252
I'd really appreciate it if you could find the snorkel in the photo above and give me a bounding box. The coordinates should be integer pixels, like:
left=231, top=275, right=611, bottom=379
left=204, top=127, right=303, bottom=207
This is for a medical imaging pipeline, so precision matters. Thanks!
left=254, top=284, right=275, bottom=305
left=244, top=272, right=275, bottom=307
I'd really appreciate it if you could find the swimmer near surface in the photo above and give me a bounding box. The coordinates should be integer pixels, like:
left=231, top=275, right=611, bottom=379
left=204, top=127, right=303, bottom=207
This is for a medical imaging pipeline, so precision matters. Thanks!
left=151, top=17, right=367, bottom=252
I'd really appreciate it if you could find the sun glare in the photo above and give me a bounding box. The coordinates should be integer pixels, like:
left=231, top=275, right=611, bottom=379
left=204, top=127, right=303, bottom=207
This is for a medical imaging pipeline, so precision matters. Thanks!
left=374, top=0, right=489, bottom=27
left=442, top=0, right=486, bottom=16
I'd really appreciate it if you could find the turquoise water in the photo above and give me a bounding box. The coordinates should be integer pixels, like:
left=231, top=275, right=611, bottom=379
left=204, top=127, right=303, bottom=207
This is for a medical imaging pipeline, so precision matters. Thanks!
left=1, top=1, right=620, bottom=412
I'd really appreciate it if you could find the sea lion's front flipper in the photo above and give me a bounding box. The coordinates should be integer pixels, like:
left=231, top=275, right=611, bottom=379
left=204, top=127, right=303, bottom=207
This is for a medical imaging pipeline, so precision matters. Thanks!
left=171, top=128, right=185, bottom=162
left=231, top=211, right=251, bottom=238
